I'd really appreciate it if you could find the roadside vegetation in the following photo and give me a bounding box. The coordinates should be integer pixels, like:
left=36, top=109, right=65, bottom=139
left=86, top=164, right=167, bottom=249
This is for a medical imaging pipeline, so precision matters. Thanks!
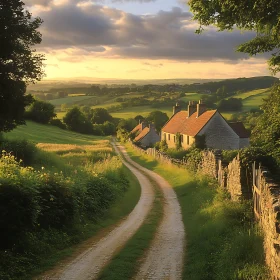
left=0, top=127, right=141, bottom=280
left=126, top=145, right=269, bottom=280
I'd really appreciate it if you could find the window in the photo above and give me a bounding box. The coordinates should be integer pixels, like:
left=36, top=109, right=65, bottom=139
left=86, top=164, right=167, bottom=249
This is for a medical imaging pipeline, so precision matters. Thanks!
left=168, top=134, right=170, bottom=140
left=174, top=135, right=176, bottom=142
left=187, top=135, right=189, bottom=145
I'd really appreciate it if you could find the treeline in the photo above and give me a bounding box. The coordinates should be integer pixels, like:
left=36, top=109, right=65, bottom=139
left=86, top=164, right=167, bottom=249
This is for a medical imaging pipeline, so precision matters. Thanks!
left=31, top=76, right=278, bottom=98
left=24, top=100, right=117, bottom=136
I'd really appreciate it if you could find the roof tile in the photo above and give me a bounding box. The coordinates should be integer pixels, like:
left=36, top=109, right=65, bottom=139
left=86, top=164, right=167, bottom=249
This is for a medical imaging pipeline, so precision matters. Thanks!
left=162, top=110, right=217, bottom=136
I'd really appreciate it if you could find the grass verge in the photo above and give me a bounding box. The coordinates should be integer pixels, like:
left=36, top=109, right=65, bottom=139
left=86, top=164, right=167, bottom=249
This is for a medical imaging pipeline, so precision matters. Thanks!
left=125, top=144, right=269, bottom=280
left=98, top=181, right=163, bottom=280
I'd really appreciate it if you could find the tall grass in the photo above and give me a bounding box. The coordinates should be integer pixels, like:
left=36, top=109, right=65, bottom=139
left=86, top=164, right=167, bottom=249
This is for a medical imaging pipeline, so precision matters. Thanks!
left=126, top=145, right=269, bottom=280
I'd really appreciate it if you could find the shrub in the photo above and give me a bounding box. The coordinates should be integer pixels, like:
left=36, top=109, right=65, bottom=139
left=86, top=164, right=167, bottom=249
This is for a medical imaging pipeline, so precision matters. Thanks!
left=0, top=140, right=37, bottom=165
left=37, top=175, right=75, bottom=229
left=0, top=183, right=38, bottom=249
left=25, top=100, right=56, bottom=124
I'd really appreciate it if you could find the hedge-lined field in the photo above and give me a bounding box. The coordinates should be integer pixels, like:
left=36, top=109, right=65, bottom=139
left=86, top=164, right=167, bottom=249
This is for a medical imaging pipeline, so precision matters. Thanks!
left=0, top=128, right=140, bottom=280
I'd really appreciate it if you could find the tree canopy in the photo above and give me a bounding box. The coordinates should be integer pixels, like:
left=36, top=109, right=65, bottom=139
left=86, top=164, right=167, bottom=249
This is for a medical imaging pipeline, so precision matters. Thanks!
left=188, top=0, right=280, bottom=73
left=146, top=111, right=169, bottom=132
left=0, top=0, right=44, bottom=132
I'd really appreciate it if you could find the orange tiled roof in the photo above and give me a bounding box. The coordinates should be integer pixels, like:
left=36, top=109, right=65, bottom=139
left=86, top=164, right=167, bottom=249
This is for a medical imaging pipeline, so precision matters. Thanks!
left=134, top=127, right=150, bottom=141
left=131, top=123, right=142, bottom=134
left=229, top=122, right=250, bottom=138
left=162, top=110, right=217, bottom=136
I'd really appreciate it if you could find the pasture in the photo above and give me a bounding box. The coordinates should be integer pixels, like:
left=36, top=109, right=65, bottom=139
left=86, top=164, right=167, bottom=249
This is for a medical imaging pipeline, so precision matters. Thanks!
left=4, top=121, right=107, bottom=145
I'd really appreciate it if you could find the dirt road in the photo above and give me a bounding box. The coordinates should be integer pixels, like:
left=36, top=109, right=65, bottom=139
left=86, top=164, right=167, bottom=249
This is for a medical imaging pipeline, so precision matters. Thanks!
left=40, top=144, right=155, bottom=280
left=39, top=143, right=185, bottom=280
left=121, top=146, right=185, bottom=280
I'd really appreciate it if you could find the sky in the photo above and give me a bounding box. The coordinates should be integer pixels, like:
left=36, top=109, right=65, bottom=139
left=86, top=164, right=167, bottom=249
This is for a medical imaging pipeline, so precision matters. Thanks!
left=24, top=0, right=275, bottom=80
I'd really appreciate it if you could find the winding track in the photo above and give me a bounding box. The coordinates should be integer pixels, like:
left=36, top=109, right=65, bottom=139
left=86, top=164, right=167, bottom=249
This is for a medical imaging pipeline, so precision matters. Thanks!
left=40, top=143, right=185, bottom=280
left=120, top=145, right=185, bottom=280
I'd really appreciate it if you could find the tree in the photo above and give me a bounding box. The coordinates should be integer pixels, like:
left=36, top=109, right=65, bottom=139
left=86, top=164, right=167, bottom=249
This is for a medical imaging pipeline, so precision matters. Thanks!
left=25, top=100, right=56, bottom=124
left=188, top=0, right=280, bottom=73
left=63, top=107, right=93, bottom=134
left=252, top=84, right=280, bottom=161
left=91, top=108, right=113, bottom=124
left=0, top=0, right=44, bottom=132
left=146, top=111, right=169, bottom=132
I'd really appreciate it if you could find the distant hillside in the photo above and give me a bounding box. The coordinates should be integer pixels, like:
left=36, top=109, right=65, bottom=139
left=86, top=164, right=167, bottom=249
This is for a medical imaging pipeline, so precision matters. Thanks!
left=185, top=76, right=278, bottom=94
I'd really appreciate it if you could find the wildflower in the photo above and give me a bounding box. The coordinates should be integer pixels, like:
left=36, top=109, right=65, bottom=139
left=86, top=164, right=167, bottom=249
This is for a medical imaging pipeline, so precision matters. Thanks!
left=41, top=166, right=45, bottom=170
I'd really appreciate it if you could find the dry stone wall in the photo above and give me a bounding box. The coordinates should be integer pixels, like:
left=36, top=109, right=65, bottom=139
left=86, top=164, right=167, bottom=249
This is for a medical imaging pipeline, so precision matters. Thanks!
left=200, top=150, right=218, bottom=178
left=258, top=171, right=280, bottom=279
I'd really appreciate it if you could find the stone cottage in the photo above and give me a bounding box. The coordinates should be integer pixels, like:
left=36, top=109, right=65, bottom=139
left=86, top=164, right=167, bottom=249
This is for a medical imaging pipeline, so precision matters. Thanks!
left=131, top=121, right=160, bottom=148
left=161, top=101, right=250, bottom=150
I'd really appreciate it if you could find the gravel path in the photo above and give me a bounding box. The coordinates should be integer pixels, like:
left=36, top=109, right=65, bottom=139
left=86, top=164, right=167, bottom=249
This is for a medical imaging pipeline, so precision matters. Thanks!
left=125, top=147, right=186, bottom=280
left=39, top=143, right=155, bottom=280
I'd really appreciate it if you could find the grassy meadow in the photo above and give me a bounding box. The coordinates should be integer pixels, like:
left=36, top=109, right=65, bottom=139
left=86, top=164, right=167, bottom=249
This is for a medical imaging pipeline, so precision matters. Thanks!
left=125, top=144, right=269, bottom=280
left=4, top=121, right=106, bottom=145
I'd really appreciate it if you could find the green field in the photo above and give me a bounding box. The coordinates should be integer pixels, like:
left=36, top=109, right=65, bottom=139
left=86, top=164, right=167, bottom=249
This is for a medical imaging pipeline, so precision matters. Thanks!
left=180, top=93, right=203, bottom=102
left=111, top=105, right=173, bottom=119
left=4, top=121, right=106, bottom=144
left=49, top=95, right=95, bottom=106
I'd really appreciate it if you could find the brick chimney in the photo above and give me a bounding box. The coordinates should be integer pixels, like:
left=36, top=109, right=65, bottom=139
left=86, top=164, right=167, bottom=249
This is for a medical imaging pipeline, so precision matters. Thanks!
left=173, top=103, right=181, bottom=115
left=197, top=100, right=207, bottom=117
left=187, top=101, right=196, bottom=117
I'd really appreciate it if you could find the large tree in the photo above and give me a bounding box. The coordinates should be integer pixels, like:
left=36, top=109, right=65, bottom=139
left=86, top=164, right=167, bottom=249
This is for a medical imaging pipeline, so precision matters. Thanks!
left=146, top=111, right=169, bottom=132
left=188, top=0, right=280, bottom=73
left=0, top=0, right=44, bottom=132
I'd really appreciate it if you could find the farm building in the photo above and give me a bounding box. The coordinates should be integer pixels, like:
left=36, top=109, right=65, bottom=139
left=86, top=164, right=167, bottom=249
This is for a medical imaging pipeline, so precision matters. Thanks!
left=131, top=121, right=160, bottom=148
left=161, top=101, right=250, bottom=150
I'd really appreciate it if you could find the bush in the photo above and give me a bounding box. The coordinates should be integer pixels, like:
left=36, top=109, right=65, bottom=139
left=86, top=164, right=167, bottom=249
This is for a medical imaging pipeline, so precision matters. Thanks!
left=0, top=140, right=37, bottom=165
left=25, top=100, right=56, bottom=124
left=0, top=183, right=38, bottom=249
left=37, top=175, right=75, bottom=229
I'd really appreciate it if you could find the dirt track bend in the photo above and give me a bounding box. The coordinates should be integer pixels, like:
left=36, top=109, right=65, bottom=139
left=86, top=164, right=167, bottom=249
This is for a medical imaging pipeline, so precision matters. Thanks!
left=40, top=143, right=155, bottom=280
left=118, top=144, right=186, bottom=280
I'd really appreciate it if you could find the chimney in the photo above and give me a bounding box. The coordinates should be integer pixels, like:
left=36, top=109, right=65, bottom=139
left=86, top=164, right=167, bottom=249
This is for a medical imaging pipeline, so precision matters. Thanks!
left=141, top=121, right=147, bottom=131
left=187, top=101, right=196, bottom=117
left=197, top=100, right=207, bottom=117
left=173, top=102, right=181, bottom=115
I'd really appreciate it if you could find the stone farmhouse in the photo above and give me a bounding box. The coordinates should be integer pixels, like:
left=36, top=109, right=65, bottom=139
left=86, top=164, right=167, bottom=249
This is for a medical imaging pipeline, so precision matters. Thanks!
left=161, top=101, right=250, bottom=150
left=131, top=121, right=160, bottom=148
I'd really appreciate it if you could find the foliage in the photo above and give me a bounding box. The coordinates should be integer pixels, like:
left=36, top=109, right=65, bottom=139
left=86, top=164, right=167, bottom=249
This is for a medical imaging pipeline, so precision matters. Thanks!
left=134, top=115, right=145, bottom=123
left=63, top=107, right=93, bottom=134
left=91, top=108, right=113, bottom=124
left=154, top=140, right=168, bottom=152
left=0, top=0, right=44, bottom=132
left=117, top=118, right=137, bottom=132
left=184, top=147, right=203, bottom=172
left=146, top=110, right=169, bottom=131
left=0, top=139, right=37, bottom=165
left=217, top=98, right=243, bottom=112
left=25, top=100, right=56, bottom=124
left=251, top=84, right=280, bottom=165
left=188, top=0, right=280, bottom=74
left=222, top=150, right=239, bottom=162
left=175, top=133, right=182, bottom=150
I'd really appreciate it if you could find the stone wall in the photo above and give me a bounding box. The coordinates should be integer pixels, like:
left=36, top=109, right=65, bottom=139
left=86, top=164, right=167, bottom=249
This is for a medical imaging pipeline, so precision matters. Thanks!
left=200, top=150, right=218, bottom=178
left=257, top=170, right=280, bottom=279
left=226, top=155, right=243, bottom=201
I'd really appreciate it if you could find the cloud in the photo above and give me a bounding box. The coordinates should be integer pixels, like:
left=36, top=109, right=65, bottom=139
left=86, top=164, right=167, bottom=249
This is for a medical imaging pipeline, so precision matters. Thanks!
left=32, top=2, right=258, bottom=62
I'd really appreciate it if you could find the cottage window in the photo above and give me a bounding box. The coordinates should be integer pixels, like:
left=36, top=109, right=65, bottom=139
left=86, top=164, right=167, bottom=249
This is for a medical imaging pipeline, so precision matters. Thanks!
left=174, top=135, right=176, bottom=142
left=168, top=134, right=170, bottom=140
left=187, top=136, right=189, bottom=145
